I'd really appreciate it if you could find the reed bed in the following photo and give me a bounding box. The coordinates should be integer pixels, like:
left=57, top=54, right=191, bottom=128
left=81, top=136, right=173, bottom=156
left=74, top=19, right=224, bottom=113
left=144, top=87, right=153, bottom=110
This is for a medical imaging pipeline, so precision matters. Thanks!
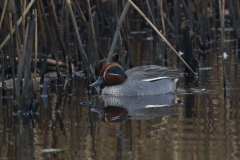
left=0, top=0, right=238, bottom=114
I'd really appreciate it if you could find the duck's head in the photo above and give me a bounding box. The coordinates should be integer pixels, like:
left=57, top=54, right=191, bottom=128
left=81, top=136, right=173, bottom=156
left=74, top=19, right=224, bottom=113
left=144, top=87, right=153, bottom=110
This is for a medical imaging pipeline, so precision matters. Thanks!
left=89, top=63, right=127, bottom=88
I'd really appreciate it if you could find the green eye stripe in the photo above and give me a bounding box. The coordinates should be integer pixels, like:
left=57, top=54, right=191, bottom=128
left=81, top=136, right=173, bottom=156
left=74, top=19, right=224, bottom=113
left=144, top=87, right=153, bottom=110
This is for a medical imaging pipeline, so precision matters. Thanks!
left=107, top=66, right=127, bottom=79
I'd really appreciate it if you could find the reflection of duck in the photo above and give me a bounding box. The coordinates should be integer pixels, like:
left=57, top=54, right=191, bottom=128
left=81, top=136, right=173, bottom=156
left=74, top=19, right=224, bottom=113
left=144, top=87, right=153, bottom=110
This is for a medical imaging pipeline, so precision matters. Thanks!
left=91, top=106, right=130, bottom=151
left=91, top=93, right=180, bottom=120
left=91, top=107, right=128, bottom=122
left=102, top=94, right=180, bottom=119
left=90, top=63, right=183, bottom=96
left=91, top=106, right=128, bottom=129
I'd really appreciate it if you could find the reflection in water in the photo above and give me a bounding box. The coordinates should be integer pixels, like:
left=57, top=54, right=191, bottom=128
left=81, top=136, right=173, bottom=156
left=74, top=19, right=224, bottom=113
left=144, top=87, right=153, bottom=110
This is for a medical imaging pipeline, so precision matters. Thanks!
left=101, top=94, right=180, bottom=119
left=91, top=106, right=129, bottom=154
left=91, top=106, right=128, bottom=127
left=1, top=32, right=240, bottom=160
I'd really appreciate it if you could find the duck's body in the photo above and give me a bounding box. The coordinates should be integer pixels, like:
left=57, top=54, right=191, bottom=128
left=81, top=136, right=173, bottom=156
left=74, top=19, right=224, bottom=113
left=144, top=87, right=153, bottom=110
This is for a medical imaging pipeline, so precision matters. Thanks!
left=102, top=78, right=176, bottom=96
left=90, top=63, right=183, bottom=96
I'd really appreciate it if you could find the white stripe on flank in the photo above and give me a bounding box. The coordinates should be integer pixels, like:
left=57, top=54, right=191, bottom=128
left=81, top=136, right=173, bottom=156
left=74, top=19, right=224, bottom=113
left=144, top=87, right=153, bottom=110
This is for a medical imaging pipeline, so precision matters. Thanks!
left=145, top=104, right=170, bottom=108
left=108, top=73, right=119, bottom=75
left=142, top=77, right=170, bottom=82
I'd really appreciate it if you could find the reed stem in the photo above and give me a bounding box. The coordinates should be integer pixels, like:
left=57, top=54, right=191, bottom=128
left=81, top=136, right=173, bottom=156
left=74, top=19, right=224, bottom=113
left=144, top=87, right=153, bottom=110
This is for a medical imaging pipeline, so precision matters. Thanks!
left=21, top=12, right=36, bottom=111
left=47, top=0, right=67, bottom=60
left=107, top=2, right=131, bottom=63
left=146, top=0, right=156, bottom=27
left=64, top=0, right=96, bottom=79
left=0, top=0, right=35, bottom=50
left=0, top=0, right=8, bottom=31
left=34, top=10, right=37, bottom=92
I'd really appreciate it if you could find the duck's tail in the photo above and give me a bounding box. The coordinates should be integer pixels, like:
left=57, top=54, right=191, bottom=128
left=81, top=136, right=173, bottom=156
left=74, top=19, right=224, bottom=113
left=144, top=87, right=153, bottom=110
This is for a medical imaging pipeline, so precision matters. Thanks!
left=174, top=78, right=179, bottom=84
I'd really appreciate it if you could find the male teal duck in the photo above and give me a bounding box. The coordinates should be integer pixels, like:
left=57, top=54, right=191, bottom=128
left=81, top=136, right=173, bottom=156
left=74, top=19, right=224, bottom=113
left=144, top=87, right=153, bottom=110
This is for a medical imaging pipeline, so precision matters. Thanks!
left=89, top=63, right=183, bottom=96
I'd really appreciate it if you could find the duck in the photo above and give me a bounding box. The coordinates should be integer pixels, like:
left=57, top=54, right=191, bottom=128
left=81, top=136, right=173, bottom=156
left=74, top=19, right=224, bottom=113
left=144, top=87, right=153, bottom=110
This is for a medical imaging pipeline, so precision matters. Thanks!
left=89, top=63, right=183, bottom=96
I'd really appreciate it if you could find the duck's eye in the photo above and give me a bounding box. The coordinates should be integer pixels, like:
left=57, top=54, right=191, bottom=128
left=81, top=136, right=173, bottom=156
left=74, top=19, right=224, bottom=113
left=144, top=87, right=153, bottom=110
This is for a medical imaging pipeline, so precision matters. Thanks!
left=106, top=65, right=127, bottom=78
left=107, top=71, right=117, bottom=75
left=107, top=70, right=114, bottom=74
left=107, top=68, right=116, bottom=74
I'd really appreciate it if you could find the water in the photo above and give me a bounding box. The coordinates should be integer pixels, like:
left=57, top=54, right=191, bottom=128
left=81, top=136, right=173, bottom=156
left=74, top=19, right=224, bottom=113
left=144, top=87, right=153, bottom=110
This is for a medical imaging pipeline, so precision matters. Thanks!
left=1, top=30, right=240, bottom=160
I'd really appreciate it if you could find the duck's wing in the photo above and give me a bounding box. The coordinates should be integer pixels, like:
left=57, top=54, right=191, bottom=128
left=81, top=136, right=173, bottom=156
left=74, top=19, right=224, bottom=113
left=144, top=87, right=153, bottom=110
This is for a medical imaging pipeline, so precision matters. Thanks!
left=125, top=65, right=183, bottom=82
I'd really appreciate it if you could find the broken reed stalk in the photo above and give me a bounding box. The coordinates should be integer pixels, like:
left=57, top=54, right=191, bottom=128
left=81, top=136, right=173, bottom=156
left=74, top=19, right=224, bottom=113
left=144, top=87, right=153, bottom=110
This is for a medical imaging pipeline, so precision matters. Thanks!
left=187, top=0, right=194, bottom=30
left=107, top=2, right=131, bottom=63
left=122, top=9, right=134, bottom=68
left=64, top=0, right=96, bottom=79
left=120, top=26, right=133, bottom=68
left=86, top=0, right=97, bottom=44
left=158, top=0, right=165, bottom=36
left=34, top=10, right=37, bottom=92
left=163, top=0, right=169, bottom=65
left=110, top=0, right=128, bottom=69
left=36, top=0, right=48, bottom=70
left=59, top=0, right=65, bottom=34
left=162, top=0, right=174, bottom=33
left=73, top=0, right=87, bottom=24
left=219, top=0, right=226, bottom=91
left=36, top=1, right=46, bottom=42
left=180, top=0, right=189, bottom=19
left=0, top=0, right=8, bottom=31
left=66, top=1, right=85, bottom=60
left=65, top=1, right=71, bottom=85
left=8, top=1, right=17, bottom=100
left=9, top=0, right=22, bottom=50
left=47, top=0, right=67, bottom=60
left=21, top=0, right=27, bottom=39
left=39, top=0, right=61, bottom=84
left=65, top=0, right=88, bottom=61
left=9, top=13, right=16, bottom=100
left=127, top=0, right=197, bottom=76
left=173, top=0, right=179, bottom=51
left=39, top=47, right=48, bottom=85
left=163, top=13, right=175, bottom=33
left=1, top=50, right=6, bottom=98
left=21, top=12, right=36, bottom=111
left=146, top=0, right=156, bottom=27
left=15, top=17, right=30, bottom=106
left=219, top=0, right=226, bottom=52
left=86, top=0, right=100, bottom=72
left=9, top=1, right=22, bottom=101
left=0, top=0, right=35, bottom=50
left=202, top=0, right=208, bottom=52
left=66, top=55, right=71, bottom=93
left=182, top=28, right=196, bottom=73
left=9, top=0, right=23, bottom=106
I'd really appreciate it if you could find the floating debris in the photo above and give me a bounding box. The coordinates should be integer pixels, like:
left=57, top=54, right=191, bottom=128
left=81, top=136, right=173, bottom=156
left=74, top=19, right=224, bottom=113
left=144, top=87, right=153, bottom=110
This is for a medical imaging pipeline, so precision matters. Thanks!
left=80, top=100, right=92, bottom=106
left=223, top=52, right=228, bottom=60
left=179, top=51, right=184, bottom=56
left=130, top=31, right=148, bottom=34
left=199, top=67, right=212, bottom=70
left=41, top=149, right=63, bottom=153
left=74, top=71, right=85, bottom=77
left=53, top=110, right=60, bottom=113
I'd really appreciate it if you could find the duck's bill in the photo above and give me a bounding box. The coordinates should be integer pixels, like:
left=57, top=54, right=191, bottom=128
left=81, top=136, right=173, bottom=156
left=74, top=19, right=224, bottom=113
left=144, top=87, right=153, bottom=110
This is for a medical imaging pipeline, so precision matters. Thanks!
left=89, top=76, right=107, bottom=88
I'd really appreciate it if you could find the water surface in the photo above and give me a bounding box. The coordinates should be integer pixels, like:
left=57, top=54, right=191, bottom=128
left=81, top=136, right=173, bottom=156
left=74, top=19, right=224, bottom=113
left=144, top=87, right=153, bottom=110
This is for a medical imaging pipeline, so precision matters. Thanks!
left=0, top=29, right=240, bottom=160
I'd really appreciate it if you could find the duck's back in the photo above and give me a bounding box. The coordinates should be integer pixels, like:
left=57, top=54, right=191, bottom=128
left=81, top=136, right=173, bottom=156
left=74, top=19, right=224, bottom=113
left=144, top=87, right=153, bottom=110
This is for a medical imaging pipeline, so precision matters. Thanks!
left=125, top=65, right=183, bottom=80
left=102, top=65, right=183, bottom=96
